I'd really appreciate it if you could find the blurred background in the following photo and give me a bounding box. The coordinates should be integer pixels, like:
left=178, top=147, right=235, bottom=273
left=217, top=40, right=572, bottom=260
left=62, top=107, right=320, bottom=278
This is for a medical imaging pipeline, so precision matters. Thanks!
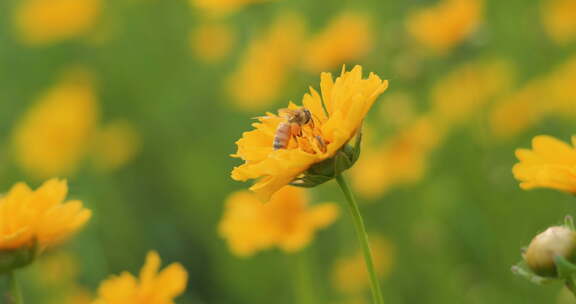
left=1, top=0, right=576, bottom=303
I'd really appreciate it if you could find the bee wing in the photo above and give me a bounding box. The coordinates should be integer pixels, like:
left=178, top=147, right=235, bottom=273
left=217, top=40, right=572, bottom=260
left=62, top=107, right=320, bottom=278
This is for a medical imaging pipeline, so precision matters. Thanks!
left=278, top=108, right=297, bottom=118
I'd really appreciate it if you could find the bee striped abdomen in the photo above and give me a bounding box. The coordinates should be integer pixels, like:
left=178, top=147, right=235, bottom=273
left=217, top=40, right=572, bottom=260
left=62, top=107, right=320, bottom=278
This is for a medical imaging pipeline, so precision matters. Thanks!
left=273, top=122, right=291, bottom=150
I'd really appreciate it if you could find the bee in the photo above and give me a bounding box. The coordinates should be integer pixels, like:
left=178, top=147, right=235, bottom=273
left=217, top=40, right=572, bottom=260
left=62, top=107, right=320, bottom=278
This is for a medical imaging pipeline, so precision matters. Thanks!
left=272, top=107, right=312, bottom=149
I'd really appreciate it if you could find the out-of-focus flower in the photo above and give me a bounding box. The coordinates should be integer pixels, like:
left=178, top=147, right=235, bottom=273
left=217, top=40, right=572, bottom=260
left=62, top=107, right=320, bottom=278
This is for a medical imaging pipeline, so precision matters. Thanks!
left=431, top=59, right=514, bottom=126
left=545, top=56, right=576, bottom=118
left=304, top=13, right=373, bottom=73
left=38, top=251, right=79, bottom=285
left=227, top=13, right=305, bottom=111
left=489, top=80, right=546, bottom=139
left=92, top=120, right=140, bottom=172
left=12, top=69, right=99, bottom=180
left=406, top=0, right=483, bottom=54
left=93, top=251, right=187, bottom=304
left=541, top=0, right=576, bottom=45
left=513, top=135, right=576, bottom=194
left=0, top=179, right=91, bottom=272
left=14, top=0, right=101, bottom=45
left=219, top=186, right=339, bottom=257
left=190, top=21, right=235, bottom=63
left=191, top=0, right=273, bottom=18
left=351, top=116, right=444, bottom=199
left=332, top=235, right=394, bottom=295
left=231, top=65, right=388, bottom=200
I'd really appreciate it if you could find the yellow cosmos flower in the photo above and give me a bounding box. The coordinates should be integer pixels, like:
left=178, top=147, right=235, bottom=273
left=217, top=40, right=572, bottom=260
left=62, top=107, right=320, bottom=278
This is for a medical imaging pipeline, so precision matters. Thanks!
left=231, top=65, right=388, bottom=200
left=406, top=0, right=483, bottom=54
left=92, top=120, right=140, bottom=172
left=219, top=186, right=339, bottom=257
left=12, top=69, right=99, bottom=180
left=190, top=21, right=235, bottom=63
left=227, top=13, right=305, bottom=111
left=513, top=135, right=576, bottom=194
left=14, top=0, right=101, bottom=45
left=332, top=235, right=394, bottom=295
left=93, top=251, right=187, bottom=304
left=541, top=0, right=576, bottom=45
left=304, top=13, right=373, bottom=73
left=0, top=179, right=91, bottom=261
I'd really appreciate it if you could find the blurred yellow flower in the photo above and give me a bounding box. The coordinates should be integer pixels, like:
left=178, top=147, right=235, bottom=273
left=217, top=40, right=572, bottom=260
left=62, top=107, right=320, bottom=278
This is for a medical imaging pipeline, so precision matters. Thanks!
left=231, top=65, right=388, bottom=200
left=190, top=21, right=235, bottom=63
left=14, top=0, right=101, bottom=45
left=191, top=0, right=272, bottom=18
left=333, top=235, right=394, bottom=295
left=227, top=13, right=305, bottom=111
left=541, top=0, right=576, bottom=45
left=93, top=251, right=187, bottom=304
left=351, top=116, right=444, bottom=199
left=0, top=179, right=91, bottom=252
left=304, top=13, right=373, bottom=73
left=545, top=56, right=576, bottom=118
left=92, top=120, right=140, bottom=172
left=12, top=69, right=99, bottom=180
left=431, top=59, right=513, bottom=126
left=406, top=0, right=483, bottom=54
left=513, top=135, right=576, bottom=194
left=219, top=186, right=339, bottom=257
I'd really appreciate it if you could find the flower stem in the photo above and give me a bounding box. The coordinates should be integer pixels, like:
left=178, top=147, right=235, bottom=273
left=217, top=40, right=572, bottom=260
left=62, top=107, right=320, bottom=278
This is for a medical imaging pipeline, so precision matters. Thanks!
left=335, top=174, right=384, bottom=304
left=566, top=277, right=576, bottom=298
left=7, top=271, right=23, bottom=304
left=294, top=250, right=318, bottom=304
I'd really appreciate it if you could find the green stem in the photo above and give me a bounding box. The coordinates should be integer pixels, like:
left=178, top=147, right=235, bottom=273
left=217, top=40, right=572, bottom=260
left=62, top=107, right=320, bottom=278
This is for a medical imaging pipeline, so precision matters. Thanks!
left=335, top=174, right=384, bottom=304
left=7, top=271, right=23, bottom=304
left=566, top=277, right=576, bottom=299
left=294, top=250, right=317, bottom=304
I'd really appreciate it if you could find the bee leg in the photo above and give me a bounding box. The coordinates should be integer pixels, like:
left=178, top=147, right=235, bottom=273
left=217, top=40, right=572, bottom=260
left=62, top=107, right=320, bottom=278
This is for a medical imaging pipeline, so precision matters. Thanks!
left=315, top=135, right=327, bottom=153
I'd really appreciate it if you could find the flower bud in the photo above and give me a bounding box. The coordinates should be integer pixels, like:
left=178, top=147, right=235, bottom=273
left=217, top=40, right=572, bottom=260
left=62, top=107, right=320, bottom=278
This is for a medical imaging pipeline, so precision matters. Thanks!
left=524, top=226, right=576, bottom=277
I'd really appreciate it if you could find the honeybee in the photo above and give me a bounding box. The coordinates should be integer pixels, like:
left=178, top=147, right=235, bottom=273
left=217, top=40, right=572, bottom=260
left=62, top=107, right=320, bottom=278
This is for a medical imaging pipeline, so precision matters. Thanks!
left=273, top=107, right=327, bottom=152
left=273, top=108, right=313, bottom=150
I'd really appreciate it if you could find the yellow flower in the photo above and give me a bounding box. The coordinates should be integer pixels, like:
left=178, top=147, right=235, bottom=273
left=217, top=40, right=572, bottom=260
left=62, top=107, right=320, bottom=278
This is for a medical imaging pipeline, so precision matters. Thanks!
left=406, top=0, right=483, bottom=54
left=545, top=56, right=576, bottom=118
left=431, top=59, right=514, bottom=126
left=227, top=13, right=305, bottom=111
left=14, top=0, right=101, bottom=45
left=93, top=251, right=187, bottom=304
left=190, top=21, right=235, bottom=63
left=231, top=65, right=388, bottom=200
left=0, top=179, right=91, bottom=259
left=541, top=0, right=576, bottom=45
left=12, top=69, right=99, bottom=180
left=513, top=135, right=576, bottom=194
left=219, top=186, right=339, bottom=257
left=304, top=13, right=373, bottom=73
left=332, top=235, right=394, bottom=295
left=92, top=120, right=140, bottom=172
left=191, top=0, right=273, bottom=18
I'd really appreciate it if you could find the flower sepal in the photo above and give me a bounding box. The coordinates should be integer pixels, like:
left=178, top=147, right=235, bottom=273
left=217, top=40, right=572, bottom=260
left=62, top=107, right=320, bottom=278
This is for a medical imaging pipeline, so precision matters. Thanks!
left=0, top=240, right=39, bottom=274
left=290, top=131, right=362, bottom=188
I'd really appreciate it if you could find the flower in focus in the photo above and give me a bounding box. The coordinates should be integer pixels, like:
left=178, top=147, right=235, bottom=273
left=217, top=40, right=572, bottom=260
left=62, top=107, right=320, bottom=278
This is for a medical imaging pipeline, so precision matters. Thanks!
left=191, top=0, right=273, bottom=18
left=513, top=135, right=576, bottom=194
left=12, top=69, right=99, bottom=180
left=406, top=0, right=483, bottom=54
left=92, top=120, right=140, bottom=172
left=190, top=21, right=235, bottom=63
left=231, top=65, right=388, bottom=200
left=227, top=13, right=305, bottom=111
left=219, top=186, right=339, bottom=257
left=541, top=0, right=576, bottom=45
left=0, top=179, right=91, bottom=271
left=93, top=251, right=188, bottom=304
left=303, top=13, right=373, bottom=73
left=332, top=235, right=394, bottom=295
left=430, top=59, right=514, bottom=127
left=14, top=0, right=101, bottom=45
